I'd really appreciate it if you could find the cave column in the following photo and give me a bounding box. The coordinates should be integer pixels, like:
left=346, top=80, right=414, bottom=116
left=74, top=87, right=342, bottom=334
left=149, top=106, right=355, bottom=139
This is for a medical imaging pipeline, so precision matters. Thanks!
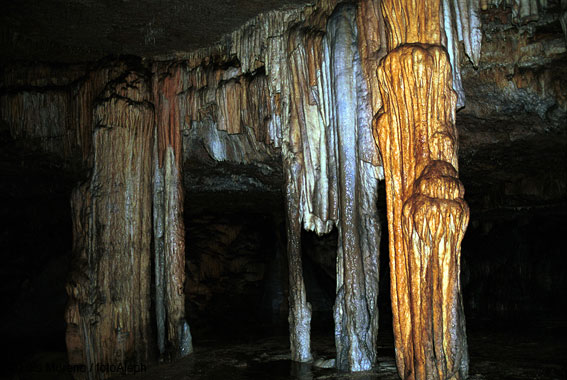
left=374, top=0, right=470, bottom=379
left=65, top=72, right=154, bottom=380
left=328, top=4, right=381, bottom=372
left=65, top=68, right=193, bottom=379
left=151, top=66, right=193, bottom=358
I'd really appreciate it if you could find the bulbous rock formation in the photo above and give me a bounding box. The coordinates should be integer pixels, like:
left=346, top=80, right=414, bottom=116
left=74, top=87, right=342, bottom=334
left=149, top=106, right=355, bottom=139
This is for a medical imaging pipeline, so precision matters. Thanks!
left=375, top=0, right=470, bottom=379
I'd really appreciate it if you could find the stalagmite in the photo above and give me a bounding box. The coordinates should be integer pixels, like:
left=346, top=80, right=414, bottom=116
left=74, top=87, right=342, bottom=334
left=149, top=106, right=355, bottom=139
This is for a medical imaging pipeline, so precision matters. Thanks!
left=65, top=71, right=154, bottom=380
left=284, top=165, right=314, bottom=363
left=375, top=0, right=470, bottom=378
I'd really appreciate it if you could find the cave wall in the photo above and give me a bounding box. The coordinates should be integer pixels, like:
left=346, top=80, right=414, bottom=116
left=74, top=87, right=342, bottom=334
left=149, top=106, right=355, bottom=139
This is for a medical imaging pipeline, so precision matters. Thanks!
left=184, top=213, right=286, bottom=334
left=457, top=0, right=567, bottom=320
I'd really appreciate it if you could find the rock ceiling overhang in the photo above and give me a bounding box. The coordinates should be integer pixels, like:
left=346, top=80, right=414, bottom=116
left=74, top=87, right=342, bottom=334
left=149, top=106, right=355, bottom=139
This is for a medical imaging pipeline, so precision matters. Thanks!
left=1, top=0, right=313, bottom=63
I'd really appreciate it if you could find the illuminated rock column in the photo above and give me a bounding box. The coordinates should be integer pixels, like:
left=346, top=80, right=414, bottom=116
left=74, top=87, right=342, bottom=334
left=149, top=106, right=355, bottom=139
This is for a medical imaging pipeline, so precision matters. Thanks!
left=65, top=72, right=154, bottom=379
left=328, top=4, right=381, bottom=372
left=374, top=0, right=470, bottom=378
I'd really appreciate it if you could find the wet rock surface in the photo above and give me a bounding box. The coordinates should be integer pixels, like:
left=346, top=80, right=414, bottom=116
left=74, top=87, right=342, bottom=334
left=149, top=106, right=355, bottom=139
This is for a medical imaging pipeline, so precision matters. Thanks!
left=100, top=320, right=566, bottom=380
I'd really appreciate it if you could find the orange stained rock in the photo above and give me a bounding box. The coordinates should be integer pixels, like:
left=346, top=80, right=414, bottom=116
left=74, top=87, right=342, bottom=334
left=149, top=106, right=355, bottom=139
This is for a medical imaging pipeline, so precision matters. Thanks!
left=374, top=0, right=470, bottom=377
left=380, top=0, right=443, bottom=50
left=156, top=67, right=183, bottom=167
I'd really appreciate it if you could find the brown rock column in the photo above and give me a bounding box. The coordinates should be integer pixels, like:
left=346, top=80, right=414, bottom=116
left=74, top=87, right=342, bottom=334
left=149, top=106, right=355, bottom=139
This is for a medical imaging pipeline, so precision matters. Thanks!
left=152, top=65, right=193, bottom=359
left=374, top=0, right=470, bottom=379
left=65, top=72, right=154, bottom=379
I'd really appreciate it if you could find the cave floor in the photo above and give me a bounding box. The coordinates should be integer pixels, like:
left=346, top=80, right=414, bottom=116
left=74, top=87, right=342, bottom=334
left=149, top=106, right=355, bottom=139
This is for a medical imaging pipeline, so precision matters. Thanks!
left=106, top=318, right=566, bottom=380
left=7, top=318, right=566, bottom=380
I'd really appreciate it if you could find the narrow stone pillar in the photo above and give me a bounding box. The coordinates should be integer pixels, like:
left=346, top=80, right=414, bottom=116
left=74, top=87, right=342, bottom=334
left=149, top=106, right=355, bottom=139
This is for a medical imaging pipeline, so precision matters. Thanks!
left=327, top=4, right=381, bottom=372
left=374, top=0, right=470, bottom=379
left=65, top=72, right=154, bottom=379
left=152, top=66, right=193, bottom=359
left=284, top=162, right=313, bottom=363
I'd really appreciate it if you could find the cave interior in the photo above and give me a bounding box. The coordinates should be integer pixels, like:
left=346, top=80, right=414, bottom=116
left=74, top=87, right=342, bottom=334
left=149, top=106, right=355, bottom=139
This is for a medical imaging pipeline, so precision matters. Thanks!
left=1, top=0, right=566, bottom=379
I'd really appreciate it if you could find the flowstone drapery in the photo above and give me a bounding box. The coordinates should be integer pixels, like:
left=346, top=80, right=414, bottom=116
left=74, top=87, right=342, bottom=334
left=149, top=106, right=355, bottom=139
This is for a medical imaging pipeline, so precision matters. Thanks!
left=65, top=72, right=155, bottom=379
left=152, top=66, right=193, bottom=358
left=0, top=0, right=484, bottom=376
left=283, top=3, right=383, bottom=370
left=64, top=69, right=191, bottom=379
left=375, top=0, right=470, bottom=379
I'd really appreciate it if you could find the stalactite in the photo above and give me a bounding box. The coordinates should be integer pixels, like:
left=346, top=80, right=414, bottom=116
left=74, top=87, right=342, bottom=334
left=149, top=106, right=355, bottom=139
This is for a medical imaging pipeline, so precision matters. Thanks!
left=375, top=0, right=470, bottom=378
left=169, top=61, right=279, bottom=165
left=0, top=61, right=128, bottom=165
left=482, top=0, right=550, bottom=24
left=282, top=2, right=383, bottom=370
left=173, top=0, right=384, bottom=369
left=284, top=165, right=313, bottom=363
left=152, top=65, right=192, bottom=359
left=1, top=0, right=484, bottom=375
left=1, top=63, right=86, bottom=88
left=72, top=63, right=128, bottom=163
left=65, top=71, right=154, bottom=380
left=441, top=0, right=482, bottom=107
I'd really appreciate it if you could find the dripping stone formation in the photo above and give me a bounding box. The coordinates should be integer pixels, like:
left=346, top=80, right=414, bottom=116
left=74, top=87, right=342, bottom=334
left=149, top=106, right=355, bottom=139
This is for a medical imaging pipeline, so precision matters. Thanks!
left=1, top=0, right=565, bottom=379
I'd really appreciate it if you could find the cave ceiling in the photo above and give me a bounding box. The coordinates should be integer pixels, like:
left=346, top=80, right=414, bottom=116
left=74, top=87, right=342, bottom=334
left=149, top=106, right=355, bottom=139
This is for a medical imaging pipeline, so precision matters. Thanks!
left=1, top=0, right=565, bottom=217
left=1, top=0, right=313, bottom=63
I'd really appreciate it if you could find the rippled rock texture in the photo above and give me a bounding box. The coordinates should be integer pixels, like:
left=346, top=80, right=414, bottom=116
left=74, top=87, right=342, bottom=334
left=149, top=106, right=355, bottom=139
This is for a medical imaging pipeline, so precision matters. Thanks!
left=375, top=0, right=471, bottom=378
left=65, top=71, right=156, bottom=376
left=2, top=0, right=564, bottom=378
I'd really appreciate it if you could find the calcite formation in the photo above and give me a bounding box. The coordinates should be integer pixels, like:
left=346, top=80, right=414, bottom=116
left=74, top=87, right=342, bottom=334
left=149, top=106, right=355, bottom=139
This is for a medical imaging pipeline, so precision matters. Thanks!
left=0, top=0, right=489, bottom=377
left=152, top=66, right=193, bottom=358
left=327, top=5, right=382, bottom=371
left=375, top=0, right=470, bottom=379
left=65, top=72, right=155, bottom=378
left=283, top=2, right=384, bottom=369
left=481, top=0, right=553, bottom=24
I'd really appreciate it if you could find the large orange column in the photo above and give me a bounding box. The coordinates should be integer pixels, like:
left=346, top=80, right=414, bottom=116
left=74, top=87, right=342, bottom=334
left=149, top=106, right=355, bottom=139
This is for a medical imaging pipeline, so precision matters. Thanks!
left=374, top=0, right=470, bottom=379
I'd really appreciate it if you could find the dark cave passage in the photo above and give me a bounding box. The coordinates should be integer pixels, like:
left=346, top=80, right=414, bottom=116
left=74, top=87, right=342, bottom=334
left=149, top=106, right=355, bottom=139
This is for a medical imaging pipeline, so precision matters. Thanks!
left=0, top=129, right=77, bottom=374
left=300, top=229, right=337, bottom=338
left=183, top=189, right=288, bottom=341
